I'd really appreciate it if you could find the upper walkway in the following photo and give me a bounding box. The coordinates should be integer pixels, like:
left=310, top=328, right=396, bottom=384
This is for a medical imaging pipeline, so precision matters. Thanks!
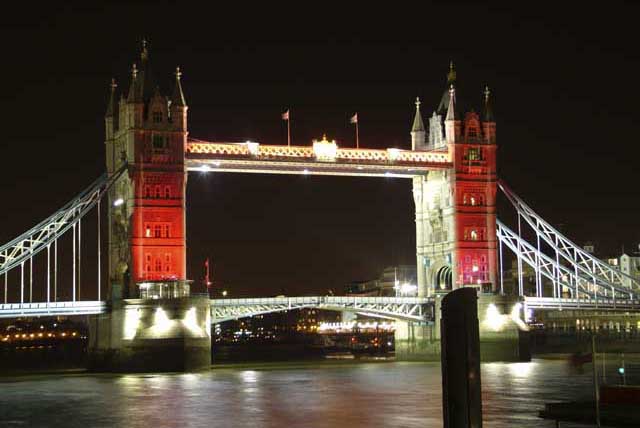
left=185, top=140, right=452, bottom=178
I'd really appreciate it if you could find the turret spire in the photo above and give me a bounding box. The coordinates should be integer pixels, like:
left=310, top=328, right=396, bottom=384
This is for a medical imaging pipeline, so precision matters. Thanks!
left=140, top=38, right=149, bottom=62
left=482, top=85, right=494, bottom=122
left=105, top=78, right=117, bottom=117
left=438, top=61, right=457, bottom=115
left=445, top=85, right=457, bottom=121
left=447, top=60, right=456, bottom=85
left=412, top=96, right=425, bottom=132
left=127, top=63, right=138, bottom=102
left=171, top=66, right=187, bottom=107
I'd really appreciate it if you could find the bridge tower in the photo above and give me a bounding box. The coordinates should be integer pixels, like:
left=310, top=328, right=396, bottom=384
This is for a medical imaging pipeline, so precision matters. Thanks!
left=105, top=43, right=188, bottom=297
left=92, top=44, right=210, bottom=372
left=412, top=65, right=498, bottom=296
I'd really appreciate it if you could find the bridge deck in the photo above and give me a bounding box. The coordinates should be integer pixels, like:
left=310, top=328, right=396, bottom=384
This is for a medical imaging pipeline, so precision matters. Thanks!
left=524, top=297, right=640, bottom=311
left=210, top=296, right=434, bottom=323
left=0, top=301, right=107, bottom=318
left=185, top=141, right=451, bottom=177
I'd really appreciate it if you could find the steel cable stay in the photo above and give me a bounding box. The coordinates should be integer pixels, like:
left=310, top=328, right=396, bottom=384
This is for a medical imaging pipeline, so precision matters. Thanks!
left=498, top=180, right=639, bottom=297
left=0, top=165, right=126, bottom=277
left=497, top=220, right=630, bottom=301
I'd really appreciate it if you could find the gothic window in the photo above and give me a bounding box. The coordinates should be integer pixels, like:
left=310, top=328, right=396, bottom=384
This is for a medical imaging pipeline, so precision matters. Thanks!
left=144, top=186, right=151, bottom=198
left=470, top=196, right=476, bottom=206
left=165, top=254, right=171, bottom=272
left=145, top=254, right=152, bottom=273
left=155, top=258, right=162, bottom=272
left=164, top=185, right=171, bottom=199
left=152, top=135, right=167, bottom=154
left=465, top=255, right=471, bottom=264
left=163, top=224, right=171, bottom=238
left=470, top=230, right=478, bottom=240
left=145, top=224, right=152, bottom=238
left=467, top=147, right=482, bottom=161
left=154, top=225, right=162, bottom=238
left=155, top=185, right=162, bottom=198
left=152, top=111, right=162, bottom=123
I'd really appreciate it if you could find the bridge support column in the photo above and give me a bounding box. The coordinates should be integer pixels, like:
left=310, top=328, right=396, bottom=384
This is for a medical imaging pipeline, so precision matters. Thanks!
left=89, top=284, right=211, bottom=372
left=394, top=292, right=530, bottom=362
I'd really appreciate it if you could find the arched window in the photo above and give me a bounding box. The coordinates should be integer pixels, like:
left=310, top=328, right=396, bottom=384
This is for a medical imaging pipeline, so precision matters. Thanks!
left=145, top=224, right=152, bottom=238
left=164, top=186, right=171, bottom=199
left=470, top=196, right=476, bottom=206
left=470, top=230, right=478, bottom=240
left=155, top=258, right=162, bottom=272
left=144, top=186, right=151, bottom=198
left=155, top=185, right=162, bottom=198
left=154, top=225, right=162, bottom=238
left=163, top=225, right=170, bottom=238
left=165, top=254, right=171, bottom=272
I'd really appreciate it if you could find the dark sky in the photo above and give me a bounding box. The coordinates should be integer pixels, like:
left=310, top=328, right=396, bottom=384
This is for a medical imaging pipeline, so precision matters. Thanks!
left=0, top=3, right=639, bottom=298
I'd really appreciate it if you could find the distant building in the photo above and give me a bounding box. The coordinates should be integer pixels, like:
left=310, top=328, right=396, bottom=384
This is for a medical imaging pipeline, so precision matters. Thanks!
left=345, top=265, right=417, bottom=297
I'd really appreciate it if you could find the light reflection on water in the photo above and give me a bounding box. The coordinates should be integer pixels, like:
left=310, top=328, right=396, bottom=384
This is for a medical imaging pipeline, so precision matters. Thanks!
left=0, top=359, right=632, bottom=428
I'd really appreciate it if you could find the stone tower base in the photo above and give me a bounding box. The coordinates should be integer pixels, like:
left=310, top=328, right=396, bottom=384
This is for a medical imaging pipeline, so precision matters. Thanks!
left=88, top=295, right=211, bottom=372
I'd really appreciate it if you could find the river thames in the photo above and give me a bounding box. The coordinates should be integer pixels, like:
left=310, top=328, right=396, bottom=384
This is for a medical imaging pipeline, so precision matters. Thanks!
left=1, top=359, right=635, bottom=427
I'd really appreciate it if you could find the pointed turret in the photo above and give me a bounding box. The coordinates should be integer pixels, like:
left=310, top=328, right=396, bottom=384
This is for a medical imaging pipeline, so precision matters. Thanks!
left=481, top=85, right=496, bottom=144
left=445, top=85, right=457, bottom=121
left=105, top=78, right=117, bottom=117
left=127, top=63, right=138, bottom=103
left=171, top=66, right=187, bottom=107
left=170, top=67, right=188, bottom=132
left=482, top=85, right=494, bottom=122
left=411, top=97, right=426, bottom=150
left=437, top=61, right=457, bottom=115
left=445, top=85, right=461, bottom=144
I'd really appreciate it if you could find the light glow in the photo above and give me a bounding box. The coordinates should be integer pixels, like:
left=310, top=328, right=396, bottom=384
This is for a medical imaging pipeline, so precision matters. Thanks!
left=245, top=141, right=260, bottom=156
left=387, top=148, right=400, bottom=161
left=124, top=309, right=141, bottom=340
left=153, top=307, right=171, bottom=335
left=113, top=198, right=124, bottom=207
left=312, top=136, right=338, bottom=161
left=182, top=307, right=203, bottom=336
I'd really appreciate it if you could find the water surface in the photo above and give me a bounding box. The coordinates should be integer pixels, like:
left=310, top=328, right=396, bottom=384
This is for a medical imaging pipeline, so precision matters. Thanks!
left=1, top=359, right=634, bottom=427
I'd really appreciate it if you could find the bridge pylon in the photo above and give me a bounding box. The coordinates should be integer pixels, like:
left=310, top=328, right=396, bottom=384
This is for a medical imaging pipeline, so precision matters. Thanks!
left=412, top=67, right=498, bottom=297
left=90, top=43, right=210, bottom=371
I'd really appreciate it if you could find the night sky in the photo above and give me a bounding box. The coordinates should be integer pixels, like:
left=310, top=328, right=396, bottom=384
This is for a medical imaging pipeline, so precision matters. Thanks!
left=0, top=3, right=638, bottom=298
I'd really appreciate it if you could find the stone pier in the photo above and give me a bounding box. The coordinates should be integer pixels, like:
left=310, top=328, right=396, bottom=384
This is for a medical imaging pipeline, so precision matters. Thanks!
left=395, top=292, right=530, bottom=362
left=89, top=281, right=211, bottom=372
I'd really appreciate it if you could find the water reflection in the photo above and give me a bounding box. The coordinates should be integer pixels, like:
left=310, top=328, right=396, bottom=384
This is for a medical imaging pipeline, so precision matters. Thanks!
left=0, top=360, right=632, bottom=428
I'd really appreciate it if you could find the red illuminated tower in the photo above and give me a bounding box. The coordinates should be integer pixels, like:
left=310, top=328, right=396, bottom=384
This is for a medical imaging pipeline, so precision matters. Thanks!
left=105, top=43, right=188, bottom=297
left=446, top=85, right=498, bottom=288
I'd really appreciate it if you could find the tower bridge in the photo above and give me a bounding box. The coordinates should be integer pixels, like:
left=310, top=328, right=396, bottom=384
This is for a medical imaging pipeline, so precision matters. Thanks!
left=1, top=45, right=639, bottom=370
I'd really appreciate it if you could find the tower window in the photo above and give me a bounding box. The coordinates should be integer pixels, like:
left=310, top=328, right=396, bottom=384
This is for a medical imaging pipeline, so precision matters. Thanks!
left=467, top=147, right=482, bottom=161
left=152, top=111, right=162, bottom=123
left=152, top=135, right=167, bottom=153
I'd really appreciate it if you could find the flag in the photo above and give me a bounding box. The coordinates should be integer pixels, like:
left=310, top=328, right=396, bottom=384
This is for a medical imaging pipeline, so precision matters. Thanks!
left=282, top=110, right=289, bottom=121
left=350, top=113, right=358, bottom=124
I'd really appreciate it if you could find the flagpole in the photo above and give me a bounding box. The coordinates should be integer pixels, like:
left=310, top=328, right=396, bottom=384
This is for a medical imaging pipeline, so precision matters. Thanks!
left=355, top=120, right=359, bottom=149
left=287, top=114, right=291, bottom=147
